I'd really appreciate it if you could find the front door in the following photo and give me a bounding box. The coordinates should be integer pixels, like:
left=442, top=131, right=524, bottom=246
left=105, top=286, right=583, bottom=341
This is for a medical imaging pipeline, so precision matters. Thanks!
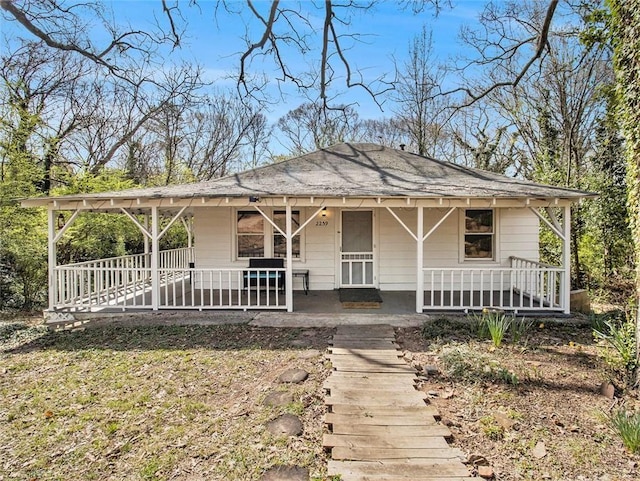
left=340, top=210, right=375, bottom=287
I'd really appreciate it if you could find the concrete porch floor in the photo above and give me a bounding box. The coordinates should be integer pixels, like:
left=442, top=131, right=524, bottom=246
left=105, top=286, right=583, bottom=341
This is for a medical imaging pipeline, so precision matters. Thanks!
left=293, top=290, right=417, bottom=314
left=251, top=290, right=427, bottom=327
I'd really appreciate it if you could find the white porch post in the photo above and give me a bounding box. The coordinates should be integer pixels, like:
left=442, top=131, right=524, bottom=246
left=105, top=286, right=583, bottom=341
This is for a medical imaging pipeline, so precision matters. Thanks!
left=562, top=205, right=571, bottom=314
left=151, top=206, right=160, bottom=310
left=143, top=214, right=150, bottom=255
left=47, top=208, right=57, bottom=310
left=416, top=206, right=424, bottom=313
left=285, top=204, right=293, bottom=312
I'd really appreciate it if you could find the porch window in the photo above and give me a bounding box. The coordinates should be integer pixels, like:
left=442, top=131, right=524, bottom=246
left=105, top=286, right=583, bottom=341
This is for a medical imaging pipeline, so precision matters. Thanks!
left=273, top=211, right=300, bottom=258
left=236, top=210, right=301, bottom=259
left=237, top=211, right=264, bottom=258
left=463, top=209, right=494, bottom=259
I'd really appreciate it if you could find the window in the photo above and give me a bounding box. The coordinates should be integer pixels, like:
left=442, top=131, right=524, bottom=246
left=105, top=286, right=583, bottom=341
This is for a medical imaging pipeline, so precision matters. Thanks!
left=236, top=210, right=301, bottom=259
left=237, top=211, right=264, bottom=258
left=463, top=209, right=494, bottom=260
left=273, top=211, right=300, bottom=258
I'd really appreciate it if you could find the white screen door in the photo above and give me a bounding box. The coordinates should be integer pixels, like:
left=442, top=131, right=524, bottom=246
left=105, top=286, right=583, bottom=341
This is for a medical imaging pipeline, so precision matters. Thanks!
left=341, top=210, right=374, bottom=287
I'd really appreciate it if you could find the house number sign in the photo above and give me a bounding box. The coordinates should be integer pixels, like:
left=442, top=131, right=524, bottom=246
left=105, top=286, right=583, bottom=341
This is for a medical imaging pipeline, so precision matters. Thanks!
left=315, top=220, right=329, bottom=227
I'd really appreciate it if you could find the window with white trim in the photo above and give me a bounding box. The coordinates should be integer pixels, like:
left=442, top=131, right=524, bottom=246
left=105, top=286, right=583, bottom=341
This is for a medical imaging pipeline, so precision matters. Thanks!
left=236, top=210, right=301, bottom=259
left=237, top=211, right=264, bottom=258
left=463, top=209, right=494, bottom=260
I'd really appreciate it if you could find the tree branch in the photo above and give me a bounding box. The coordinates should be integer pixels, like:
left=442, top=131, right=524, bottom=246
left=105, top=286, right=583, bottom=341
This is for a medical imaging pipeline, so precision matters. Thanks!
left=443, top=0, right=559, bottom=108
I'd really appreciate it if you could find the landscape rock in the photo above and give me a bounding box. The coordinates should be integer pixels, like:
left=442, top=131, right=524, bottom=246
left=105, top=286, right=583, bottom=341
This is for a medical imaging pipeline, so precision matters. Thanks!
left=599, top=382, right=615, bottom=399
left=290, top=339, right=310, bottom=348
left=266, top=414, right=303, bottom=437
left=258, top=465, right=309, bottom=481
left=263, top=391, right=294, bottom=407
left=423, top=365, right=440, bottom=375
left=278, top=369, right=309, bottom=384
left=494, top=412, right=516, bottom=431
left=532, top=441, right=547, bottom=459
left=478, top=465, right=495, bottom=479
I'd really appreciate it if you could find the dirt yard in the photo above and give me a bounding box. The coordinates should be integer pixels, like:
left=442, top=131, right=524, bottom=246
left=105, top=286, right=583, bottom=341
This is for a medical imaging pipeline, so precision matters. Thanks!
left=396, top=317, right=640, bottom=481
left=0, top=319, right=334, bottom=480
left=1, top=314, right=639, bottom=480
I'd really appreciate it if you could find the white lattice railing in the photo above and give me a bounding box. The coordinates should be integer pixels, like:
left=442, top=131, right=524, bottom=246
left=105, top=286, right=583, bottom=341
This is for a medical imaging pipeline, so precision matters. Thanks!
left=422, top=258, right=564, bottom=312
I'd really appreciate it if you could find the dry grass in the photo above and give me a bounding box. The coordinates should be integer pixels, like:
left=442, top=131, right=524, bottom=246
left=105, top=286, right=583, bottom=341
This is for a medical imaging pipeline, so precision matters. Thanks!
left=0, top=321, right=334, bottom=481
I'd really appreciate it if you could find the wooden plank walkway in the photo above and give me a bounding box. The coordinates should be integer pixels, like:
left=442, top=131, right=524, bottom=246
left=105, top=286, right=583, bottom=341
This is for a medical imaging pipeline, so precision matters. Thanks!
left=324, top=325, right=470, bottom=480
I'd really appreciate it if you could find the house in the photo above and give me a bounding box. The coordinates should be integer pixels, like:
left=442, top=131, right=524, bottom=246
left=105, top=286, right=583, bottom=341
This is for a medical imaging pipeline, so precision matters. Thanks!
left=22, top=143, right=592, bottom=315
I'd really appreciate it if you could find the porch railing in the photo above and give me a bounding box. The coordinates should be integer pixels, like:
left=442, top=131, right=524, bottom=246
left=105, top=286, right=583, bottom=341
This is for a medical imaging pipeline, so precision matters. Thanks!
left=422, top=257, right=564, bottom=312
left=52, top=247, right=194, bottom=309
left=51, top=250, right=286, bottom=310
left=159, top=268, right=285, bottom=309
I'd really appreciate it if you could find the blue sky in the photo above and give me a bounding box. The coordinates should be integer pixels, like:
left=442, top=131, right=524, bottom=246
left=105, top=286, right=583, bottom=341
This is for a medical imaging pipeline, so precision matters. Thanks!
left=102, top=0, right=489, bottom=120
left=1, top=1, right=490, bottom=121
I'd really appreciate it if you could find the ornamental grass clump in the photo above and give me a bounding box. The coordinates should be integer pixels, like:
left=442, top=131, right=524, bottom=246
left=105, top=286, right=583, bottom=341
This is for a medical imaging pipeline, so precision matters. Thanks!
left=593, top=311, right=638, bottom=389
left=474, top=309, right=512, bottom=347
left=609, top=408, right=640, bottom=454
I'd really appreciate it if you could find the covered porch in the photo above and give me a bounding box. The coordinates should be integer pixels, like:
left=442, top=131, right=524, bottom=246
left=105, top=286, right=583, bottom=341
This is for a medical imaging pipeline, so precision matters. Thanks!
left=50, top=247, right=567, bottom=314
left=26, top=144, right=590, bottom=318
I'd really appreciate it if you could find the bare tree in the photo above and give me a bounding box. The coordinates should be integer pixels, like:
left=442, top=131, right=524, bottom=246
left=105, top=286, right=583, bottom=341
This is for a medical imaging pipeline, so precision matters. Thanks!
left=359, top=118, right=411, bottom=150
left=0, top=40, right=93, bottom=193
left=276, top=102, right=362, bottom=155
left=449, top=108, right=517, bottom=174
left=392, top=27, right=451, bottom=157
left=443, top=0, right=561, bottom=107
left=0, top=0, right=181, bottom=85
left=125, top=91, right=270, bottom=183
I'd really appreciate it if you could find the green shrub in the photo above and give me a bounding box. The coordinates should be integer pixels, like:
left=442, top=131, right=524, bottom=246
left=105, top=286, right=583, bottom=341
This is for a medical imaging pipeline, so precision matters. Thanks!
left=480, top=415, right=505, bottom=440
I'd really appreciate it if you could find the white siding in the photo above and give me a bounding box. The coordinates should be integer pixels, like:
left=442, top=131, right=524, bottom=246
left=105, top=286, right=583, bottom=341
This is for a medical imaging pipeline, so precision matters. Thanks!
left=378, top=208, right=417, bottom=291
left=192, top=205, right=540, bottom=292
left=423, top=209, right=459, bottom=268
left=193, top=206, right=336, bottom=291
left=499, top=208, right=539, bottom=263
left=303, top=207, right=337, bottom=290
left=193, top=207, right=234, bottom=268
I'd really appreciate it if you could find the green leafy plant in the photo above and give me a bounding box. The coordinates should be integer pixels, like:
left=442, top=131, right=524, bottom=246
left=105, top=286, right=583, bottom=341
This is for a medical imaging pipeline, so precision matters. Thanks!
left=593, top=311, right=637, bottom=388
left=608, top=408, right=640, bottom=453
left=480, top=415, right=505, bottom=440
left=473, top=309, right=512, bottom=347
left=511, top=316, right=533, bottom=344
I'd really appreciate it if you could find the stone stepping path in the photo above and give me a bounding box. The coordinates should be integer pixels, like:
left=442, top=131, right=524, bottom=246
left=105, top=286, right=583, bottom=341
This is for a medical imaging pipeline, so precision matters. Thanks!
left=323, top=325, right=470, bottom=480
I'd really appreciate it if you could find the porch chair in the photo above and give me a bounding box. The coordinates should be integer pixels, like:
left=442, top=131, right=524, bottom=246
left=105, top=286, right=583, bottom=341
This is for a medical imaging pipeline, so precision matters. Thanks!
left=243, top=258, right=285, bottom=292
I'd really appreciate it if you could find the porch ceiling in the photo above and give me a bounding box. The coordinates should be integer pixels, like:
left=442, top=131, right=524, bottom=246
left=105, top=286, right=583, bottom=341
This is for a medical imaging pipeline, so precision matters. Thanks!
left=22, top=143, right=594, bottom=210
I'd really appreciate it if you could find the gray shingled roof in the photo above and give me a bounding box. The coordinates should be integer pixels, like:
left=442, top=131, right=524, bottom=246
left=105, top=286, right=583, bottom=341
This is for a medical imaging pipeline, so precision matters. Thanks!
left=27, top=143, right=593, bottom=203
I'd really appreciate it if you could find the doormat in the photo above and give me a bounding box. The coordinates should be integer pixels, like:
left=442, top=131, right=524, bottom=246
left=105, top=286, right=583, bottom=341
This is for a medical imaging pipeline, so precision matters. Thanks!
left=339, top=288, right=383, bottom=309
